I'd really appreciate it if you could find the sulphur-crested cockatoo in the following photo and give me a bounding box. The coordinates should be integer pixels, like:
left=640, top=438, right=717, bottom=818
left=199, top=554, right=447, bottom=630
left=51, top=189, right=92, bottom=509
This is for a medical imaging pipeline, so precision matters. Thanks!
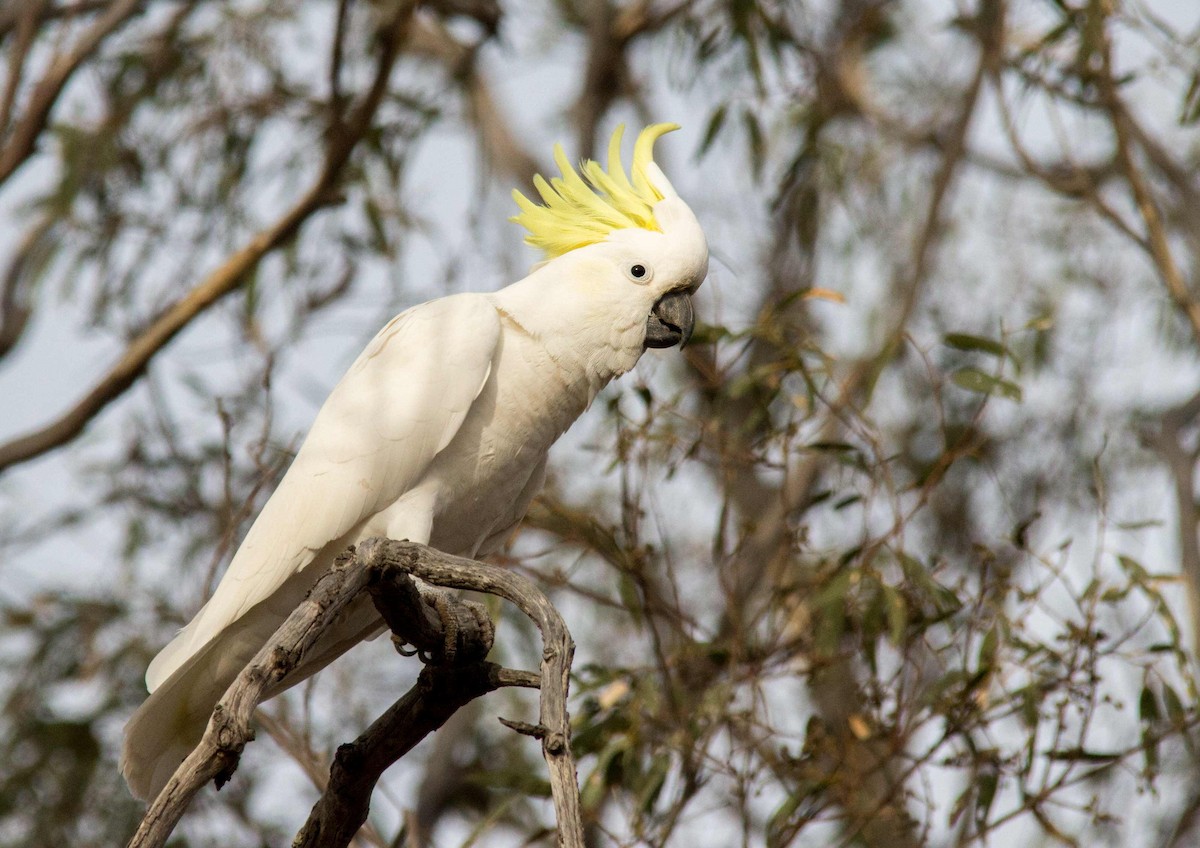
left=122, top=123, right=708, bottom=801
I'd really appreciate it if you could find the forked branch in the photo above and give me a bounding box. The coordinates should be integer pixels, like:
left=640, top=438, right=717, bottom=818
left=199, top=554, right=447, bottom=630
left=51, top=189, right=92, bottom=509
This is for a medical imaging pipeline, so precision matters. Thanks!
left=356, top=538, right=586, bottom=846
left=126, top=540, right=585, bottom=848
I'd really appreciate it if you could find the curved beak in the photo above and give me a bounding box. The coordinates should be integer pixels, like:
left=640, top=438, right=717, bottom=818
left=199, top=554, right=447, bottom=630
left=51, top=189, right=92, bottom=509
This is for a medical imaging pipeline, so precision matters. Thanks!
left=643, top=290, right=695, bottom=349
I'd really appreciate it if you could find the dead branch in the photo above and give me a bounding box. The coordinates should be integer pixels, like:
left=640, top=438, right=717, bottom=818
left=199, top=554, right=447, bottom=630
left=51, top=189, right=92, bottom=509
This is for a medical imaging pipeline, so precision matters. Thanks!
left=126, top=539, right=585, bottom=848
left=290, top=559, right=504, bottom=848
left=253, top=711, right=393, bottom=848
left=0, top=1, right=416, bottom=475
left=292, top=663, right=538, bottom=848
left=355, top=538, right=587, bottom=848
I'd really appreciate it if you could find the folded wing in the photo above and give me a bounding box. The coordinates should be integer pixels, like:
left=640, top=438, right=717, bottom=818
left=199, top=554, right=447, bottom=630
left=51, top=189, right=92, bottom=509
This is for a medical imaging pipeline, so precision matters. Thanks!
left=123, top=294, right=500, bottom=800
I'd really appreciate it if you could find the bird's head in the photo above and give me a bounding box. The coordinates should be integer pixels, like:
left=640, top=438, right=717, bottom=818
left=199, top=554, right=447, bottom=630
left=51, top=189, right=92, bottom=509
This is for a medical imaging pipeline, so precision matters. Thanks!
left=511, top=124, right=708, bottom=351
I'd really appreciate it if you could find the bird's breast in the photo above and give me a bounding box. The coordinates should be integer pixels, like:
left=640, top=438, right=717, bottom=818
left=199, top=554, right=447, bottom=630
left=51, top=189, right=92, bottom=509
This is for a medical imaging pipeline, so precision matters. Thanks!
left=419, top=325, right=600, bottom=555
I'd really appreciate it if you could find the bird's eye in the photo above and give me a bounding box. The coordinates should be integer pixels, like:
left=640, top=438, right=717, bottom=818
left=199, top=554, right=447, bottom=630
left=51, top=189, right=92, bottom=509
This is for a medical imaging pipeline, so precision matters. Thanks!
left=625, top=263, right=652, bottom=283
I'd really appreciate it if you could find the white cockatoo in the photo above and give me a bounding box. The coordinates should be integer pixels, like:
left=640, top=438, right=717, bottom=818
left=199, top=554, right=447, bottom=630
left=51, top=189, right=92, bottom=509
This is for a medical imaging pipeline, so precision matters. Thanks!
left=121, top=123, right=708, bottom=801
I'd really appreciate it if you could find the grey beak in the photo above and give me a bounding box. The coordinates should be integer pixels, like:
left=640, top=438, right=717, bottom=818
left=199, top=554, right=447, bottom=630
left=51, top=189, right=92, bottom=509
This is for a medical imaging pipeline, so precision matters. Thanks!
left=644, top=290, right=695, bottom=349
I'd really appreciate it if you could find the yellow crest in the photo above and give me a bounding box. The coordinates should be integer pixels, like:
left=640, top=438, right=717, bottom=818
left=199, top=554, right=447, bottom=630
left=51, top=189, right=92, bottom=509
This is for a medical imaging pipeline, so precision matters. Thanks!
left=510, top=123, right=680, bottom=259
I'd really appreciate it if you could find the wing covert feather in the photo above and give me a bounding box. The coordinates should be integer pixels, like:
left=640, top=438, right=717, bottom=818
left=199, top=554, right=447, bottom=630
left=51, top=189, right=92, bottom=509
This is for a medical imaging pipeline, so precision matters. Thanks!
left=146, top=294, right=501, bottom=690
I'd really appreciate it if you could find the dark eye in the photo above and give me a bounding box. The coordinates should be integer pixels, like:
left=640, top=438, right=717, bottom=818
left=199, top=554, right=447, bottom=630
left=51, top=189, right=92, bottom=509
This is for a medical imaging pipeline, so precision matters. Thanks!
left=624, top=262, right=653, bottom=283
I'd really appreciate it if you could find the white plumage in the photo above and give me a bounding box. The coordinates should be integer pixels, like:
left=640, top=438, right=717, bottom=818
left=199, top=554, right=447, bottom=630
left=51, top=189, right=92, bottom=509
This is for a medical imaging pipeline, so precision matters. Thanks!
left=122, top=127, right=708, bottom=801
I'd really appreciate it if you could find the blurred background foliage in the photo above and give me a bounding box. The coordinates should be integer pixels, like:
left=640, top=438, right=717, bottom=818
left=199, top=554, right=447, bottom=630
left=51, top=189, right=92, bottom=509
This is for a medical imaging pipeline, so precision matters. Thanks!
left=2, top=0, right=1200, bottom=845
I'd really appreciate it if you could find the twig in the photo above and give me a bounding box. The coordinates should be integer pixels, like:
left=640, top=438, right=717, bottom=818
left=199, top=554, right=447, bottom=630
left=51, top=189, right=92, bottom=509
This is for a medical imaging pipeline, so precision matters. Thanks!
left=405, top=15, right=540, bottom=185
left=1144, top=389, right=1200, bottom=656
left=329, top=0, right=352, bottom=129
left=1096, top=14, right=1200, bottom=348
left=0, top=0, right=39, bottom=138
left=0, top=215, right=51, bottom=362
left=0, top=0, right=112, bottom=41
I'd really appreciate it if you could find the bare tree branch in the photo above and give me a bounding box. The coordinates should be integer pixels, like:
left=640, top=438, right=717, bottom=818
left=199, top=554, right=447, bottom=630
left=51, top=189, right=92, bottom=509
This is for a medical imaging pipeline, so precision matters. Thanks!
left=127, top=538, right=585, bottom=848
left=253, top=710, right=393, bottom=848
left=328, top=0, right=352, bottom=130
left=358, top=538, right=586, bottom=848
left=292, top=662, right=537, bottom=848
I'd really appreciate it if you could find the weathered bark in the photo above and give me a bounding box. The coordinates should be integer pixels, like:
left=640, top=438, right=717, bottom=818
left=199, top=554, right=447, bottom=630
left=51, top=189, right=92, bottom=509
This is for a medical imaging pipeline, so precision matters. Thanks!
left=127, top=539, right=586, bottom=848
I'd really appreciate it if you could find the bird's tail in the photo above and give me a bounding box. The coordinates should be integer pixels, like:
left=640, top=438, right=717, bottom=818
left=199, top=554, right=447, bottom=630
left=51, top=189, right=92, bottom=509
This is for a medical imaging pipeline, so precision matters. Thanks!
left=121, top=586, right=385, bottom=802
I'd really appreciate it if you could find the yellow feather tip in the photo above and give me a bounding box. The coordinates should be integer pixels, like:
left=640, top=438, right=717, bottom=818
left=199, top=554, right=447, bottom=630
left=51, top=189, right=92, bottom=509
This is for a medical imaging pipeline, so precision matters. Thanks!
left=510, top=123, right=681, bottom=259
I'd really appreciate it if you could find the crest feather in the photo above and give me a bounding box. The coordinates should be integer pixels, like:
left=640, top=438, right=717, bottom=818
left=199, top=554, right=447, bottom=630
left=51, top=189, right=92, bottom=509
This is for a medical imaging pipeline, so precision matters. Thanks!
left=511, top=123, right=680, bottom=259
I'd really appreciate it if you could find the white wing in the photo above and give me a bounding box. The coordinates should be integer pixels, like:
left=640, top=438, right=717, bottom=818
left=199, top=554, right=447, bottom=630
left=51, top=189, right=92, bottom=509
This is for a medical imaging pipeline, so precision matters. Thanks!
left=145, top=293, right=501, bottom=690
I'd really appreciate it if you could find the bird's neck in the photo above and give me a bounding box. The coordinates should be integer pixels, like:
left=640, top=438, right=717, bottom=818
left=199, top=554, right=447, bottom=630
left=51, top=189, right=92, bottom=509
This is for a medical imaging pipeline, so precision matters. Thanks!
left=491, top=265, right=646, bottom=387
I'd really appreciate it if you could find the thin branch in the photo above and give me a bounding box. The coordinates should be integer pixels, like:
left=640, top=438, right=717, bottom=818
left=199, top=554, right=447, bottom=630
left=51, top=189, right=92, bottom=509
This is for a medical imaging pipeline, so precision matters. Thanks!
left=992, top=75, right=1147, bottom=250
left=405, top=15, right=540, bottom=185
left=0, top=0, right=42, bottom=138
left=0, top=0, right=112, bottom=41
left=0, top=0, right=146, bottom=185
left=0, top=1, right=417, bottom=475
left=611, top=0, right=694, bottom=42
left=1145, top=389, right=1200, bottom=657
left=572, top=0, right=697, bottom=155
left=328, top=0, right=351, bottom=130
left=573, top=0, right=628, bottom=158
left=0, top=215, right=52, bottom=362
left=1097, top=17, right=1200, bottom=348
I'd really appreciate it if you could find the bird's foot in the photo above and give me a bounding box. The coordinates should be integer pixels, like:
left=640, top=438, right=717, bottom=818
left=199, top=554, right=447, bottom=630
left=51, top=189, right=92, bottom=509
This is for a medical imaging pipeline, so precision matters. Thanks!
left=426, top=591, right=460, bottom=663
